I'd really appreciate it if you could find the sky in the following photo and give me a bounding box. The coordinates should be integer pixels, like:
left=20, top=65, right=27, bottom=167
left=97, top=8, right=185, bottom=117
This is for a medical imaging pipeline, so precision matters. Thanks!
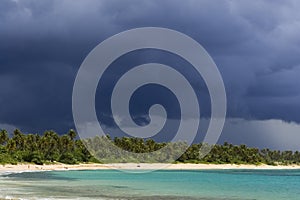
left=1, top=0, right=300, bottom=150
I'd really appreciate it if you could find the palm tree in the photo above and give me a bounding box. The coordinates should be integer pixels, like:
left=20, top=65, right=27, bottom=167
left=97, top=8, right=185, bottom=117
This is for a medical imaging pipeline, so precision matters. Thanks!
left=25, top=134, right=38, bottom=152
left=12, top=129, right=25, bottom=151
left=68, top=129, right=77, bottom=141
left=41, top=131, right=60, bottom=162
left=0, top=129, right=9, bottom=146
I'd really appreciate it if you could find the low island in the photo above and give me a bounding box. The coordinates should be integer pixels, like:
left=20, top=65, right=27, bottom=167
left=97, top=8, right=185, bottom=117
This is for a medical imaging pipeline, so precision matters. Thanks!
left=1, top=129, right=300, bottom=173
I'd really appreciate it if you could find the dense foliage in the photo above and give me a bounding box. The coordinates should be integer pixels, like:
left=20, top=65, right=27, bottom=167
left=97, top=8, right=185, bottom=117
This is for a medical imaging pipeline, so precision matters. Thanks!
left=0, top=129, right=93, bottom=165
left=0, top=129, right=300, bottom=165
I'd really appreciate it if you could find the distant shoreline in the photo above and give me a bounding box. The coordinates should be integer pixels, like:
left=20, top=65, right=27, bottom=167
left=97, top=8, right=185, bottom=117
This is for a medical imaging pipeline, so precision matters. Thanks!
left=1, top=163, right=300, bottom=173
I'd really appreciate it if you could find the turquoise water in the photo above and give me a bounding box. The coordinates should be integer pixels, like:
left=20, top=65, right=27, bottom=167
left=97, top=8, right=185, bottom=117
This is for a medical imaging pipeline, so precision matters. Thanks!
left=0, top=169, right=300, bottom=199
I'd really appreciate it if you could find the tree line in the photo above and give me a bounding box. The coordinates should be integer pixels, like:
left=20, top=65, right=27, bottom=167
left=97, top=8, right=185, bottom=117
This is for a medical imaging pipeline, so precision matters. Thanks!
left=0, top=129, right=300, bottom=165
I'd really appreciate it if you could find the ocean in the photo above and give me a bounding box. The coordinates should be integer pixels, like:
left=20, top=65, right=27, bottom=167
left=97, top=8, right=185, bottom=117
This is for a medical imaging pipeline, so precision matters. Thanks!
left=0, top=169, right=300, bottom=200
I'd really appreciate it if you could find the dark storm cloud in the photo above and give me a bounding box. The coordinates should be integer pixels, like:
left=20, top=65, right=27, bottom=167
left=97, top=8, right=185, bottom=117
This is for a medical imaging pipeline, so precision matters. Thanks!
left=1, top=0, right=300, bottom=135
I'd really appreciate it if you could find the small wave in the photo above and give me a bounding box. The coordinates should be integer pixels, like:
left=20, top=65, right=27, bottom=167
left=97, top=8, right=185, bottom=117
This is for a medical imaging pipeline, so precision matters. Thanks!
left=0, top=196, right=118, bottom=200
left=0, top=170, right=42, bottom=177
left=0, top=195, right=27, bottom=200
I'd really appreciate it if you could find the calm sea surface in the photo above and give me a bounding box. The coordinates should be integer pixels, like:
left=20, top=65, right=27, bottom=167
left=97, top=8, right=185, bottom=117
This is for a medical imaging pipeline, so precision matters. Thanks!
left=0, top=169, right=300, bottom=200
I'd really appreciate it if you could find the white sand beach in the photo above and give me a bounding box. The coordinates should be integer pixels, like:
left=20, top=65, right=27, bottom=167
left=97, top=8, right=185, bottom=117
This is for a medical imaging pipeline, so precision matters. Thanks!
left=1, top=163, right=300, bottom=173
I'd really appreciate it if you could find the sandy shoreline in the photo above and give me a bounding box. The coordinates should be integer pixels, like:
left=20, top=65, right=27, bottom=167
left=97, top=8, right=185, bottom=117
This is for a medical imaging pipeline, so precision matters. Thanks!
left=1, top=163, right=300, bottom=173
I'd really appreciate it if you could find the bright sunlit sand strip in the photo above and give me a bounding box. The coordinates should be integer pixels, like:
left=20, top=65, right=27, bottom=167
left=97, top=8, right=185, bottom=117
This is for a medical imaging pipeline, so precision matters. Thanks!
left=1, top=163, right=300, bottom=173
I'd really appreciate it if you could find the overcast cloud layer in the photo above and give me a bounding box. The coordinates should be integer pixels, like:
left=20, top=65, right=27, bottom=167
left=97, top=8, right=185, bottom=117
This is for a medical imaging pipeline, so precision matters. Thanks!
left=1, top=0, right=300, bottom=149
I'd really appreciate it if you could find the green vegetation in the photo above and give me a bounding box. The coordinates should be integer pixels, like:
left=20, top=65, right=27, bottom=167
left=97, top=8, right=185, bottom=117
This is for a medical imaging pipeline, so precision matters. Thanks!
left=0, top=129, right=93, bottom=165
left=0, top=129, right=300, bottom=165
